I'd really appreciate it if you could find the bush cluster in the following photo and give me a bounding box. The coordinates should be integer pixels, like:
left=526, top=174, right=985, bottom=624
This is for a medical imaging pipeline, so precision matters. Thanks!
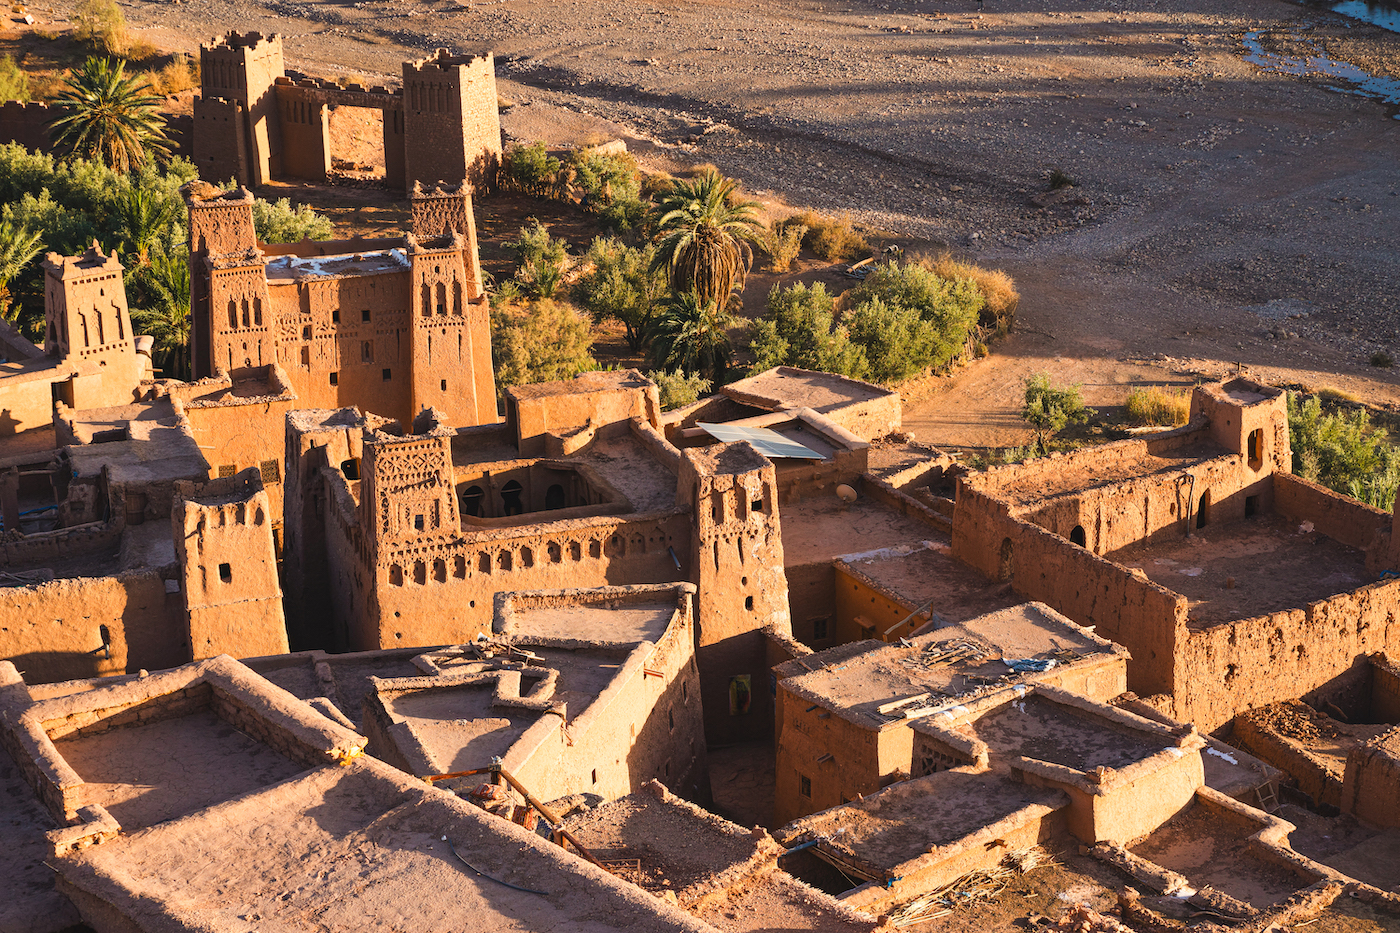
left=1125, top=385, right=1190, bottom=427
left=1288, top=392, right=1400, bottom=512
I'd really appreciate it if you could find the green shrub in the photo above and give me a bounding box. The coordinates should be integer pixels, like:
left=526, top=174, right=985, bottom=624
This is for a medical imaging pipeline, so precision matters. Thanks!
left=1125, top=385, right=1190, bottom=427
left=651, top=369, right=712, bottom=410
left=843, top=260, right=983, bottom=382
left=759, top=223, right=806, bottom=273
left=1288, top=392, right=1400, bottom=512
left=1371, top=351, right=1394, bottom=368
left=1048, top=168, right=1077, bottom=190
left=74, top=0, right=129, bottom=55
left=599, top=197, right=650, bottom=236
left=782, top=211, right=870, bottom=263
left=569, top=148, right=641, bottom=209
left=1022, top=373, right=1093, bottom=449
left=251, top=197, right=333, bottom=243
left=508, top=221, right=569, bottom=299
left=500, top=142, right=561, bottom=198
left=574, top=236, right=664, bottom=351
left=0, top=54, right=30, bottom=103
left=751, top=282, right=868, bottom=378
left=928, top=252, right=1019, bottom=333
left=490, top=298, right=596, bottom=393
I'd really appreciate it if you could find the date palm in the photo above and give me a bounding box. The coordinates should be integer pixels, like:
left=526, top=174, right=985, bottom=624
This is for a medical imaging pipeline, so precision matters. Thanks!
left=115, top=185, right=180, bottom=267
left=130, top=249, right=190, bottom=380
left=647, top=290, right=738, bottom=384
left=0, top=220, right=43, bottom=323
left=50, top=57, right=171, bottom=172
left=650, top=169, right=762, bottom=307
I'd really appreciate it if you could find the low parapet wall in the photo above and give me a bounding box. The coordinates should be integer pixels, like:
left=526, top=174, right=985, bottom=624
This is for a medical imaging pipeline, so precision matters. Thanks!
left=1273, top=472, right=1393, bottom=570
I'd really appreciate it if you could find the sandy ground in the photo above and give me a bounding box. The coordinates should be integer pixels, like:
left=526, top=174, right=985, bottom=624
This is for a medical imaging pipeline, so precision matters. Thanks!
left=74, top=0, right=1400, bottom=452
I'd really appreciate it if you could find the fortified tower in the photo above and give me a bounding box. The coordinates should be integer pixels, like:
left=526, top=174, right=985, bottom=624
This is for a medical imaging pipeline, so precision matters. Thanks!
left=172, top=470, right=289, bottom=660
left=402, top=49, right=502, bottom=190
left=681, top=443, right=792, bottom=743
left=184, top=186, right=268, bottom=380
left=406, top=183, right=495, bottom=426
left=41, top=244, right=142, bottom=407
left=195, top=32, right=285, bottom=185
left=359, top=410, right=461, bottom=552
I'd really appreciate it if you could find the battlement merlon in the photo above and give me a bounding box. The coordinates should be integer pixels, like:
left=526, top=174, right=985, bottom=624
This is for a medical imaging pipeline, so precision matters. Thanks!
left=406, top=48, right=494, bottom=73
left=41, top=243, right=124, bottom=281
left=202, top=31, right=283, bottom=54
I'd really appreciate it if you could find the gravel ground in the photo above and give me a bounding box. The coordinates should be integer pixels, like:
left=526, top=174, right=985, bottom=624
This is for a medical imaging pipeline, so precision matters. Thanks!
left=89, top=0, right=1400, bottom=445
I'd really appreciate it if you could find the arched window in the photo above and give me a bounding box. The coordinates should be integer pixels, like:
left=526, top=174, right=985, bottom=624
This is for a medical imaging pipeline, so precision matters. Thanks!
left=545, top=484, right=565, bottom=510
left=228, top=300, right=238, bottom=329
left=1197, top=490, right=1211, bottom=529
left=501, top=480, right=523, bottom=516
left=1070, top=525, right=1087, bottom=547
left=435, top=281, right=447, bottom=316
left=462, top=485, right=484, bottom=517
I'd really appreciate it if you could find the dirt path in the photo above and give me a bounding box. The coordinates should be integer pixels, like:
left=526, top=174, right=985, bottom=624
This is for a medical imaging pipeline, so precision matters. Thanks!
left=71, top=0, right=1400, bottom=448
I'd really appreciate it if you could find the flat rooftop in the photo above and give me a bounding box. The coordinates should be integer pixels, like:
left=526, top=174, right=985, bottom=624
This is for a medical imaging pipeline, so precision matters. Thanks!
left=508, top=369, right=654, bottom=399
left=722, top=367, right=892, bottom=413
left=509, top=600, right=676, bottom=644
left=842, top=541, right=1020, bottom=625
left=969, top=695, right=1166, bottom=771
left=54, top=757, right=710, bottom=932
left=0, top=744, right=81, bottom=933
left=65, top=398, right=209, bottom=485
left=781, top=496, right=943, bottom=568
left=778, top=603, right=1117, bottom=730
left=787, top=769, right=1066, bottom=870
left=53, top=707, right=306, bottom=829
left=263, top=248, right=409, bottom=282
left=1111, top=513, right=1372, bottom=626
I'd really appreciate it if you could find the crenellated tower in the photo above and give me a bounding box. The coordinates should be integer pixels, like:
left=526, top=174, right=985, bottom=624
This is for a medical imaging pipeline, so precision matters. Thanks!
left=402, top=49, right=502, bottom=191
left=41, top=244, right=143, bottom=407
left=681, top=442, right=792, bottom=743
left=195, top=32, right=285, bottom=185
left=184, top=185, right=270, bottom=380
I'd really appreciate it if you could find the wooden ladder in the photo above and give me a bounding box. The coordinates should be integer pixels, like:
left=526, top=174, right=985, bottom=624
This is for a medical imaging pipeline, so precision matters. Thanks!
left=1255, top=781, right=1281, bottom=814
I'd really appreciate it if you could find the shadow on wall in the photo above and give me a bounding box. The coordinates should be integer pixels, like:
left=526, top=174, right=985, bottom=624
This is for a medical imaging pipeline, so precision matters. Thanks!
left=7, top=651, right=107, bottom=684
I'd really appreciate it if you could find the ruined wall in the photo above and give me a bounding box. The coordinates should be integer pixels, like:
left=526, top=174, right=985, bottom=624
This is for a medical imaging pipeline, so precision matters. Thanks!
left=1342, top=730, right=1400, bottom=828
left=277, top=96, right=330, bottom=182
left=833, top=563, right=922, bottom=645
left=0, top=571, right=187, bottom=685
left=1274, top=472, right=1393, bottom=570
left=0, top=365, right=70, bottom=436
left=1173, top=577, right=1400, bottom=733
left=508, top=372, right=661, bottom=458
left=1370, top=653, right=1400, bottom=724
left=955, top=496, right=1185, bottom=699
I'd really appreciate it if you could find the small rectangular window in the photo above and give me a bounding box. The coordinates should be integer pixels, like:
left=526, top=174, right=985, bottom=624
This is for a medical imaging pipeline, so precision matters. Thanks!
left=302, top=324, right=312, bottom=339
left=331, top=309, right=340, bottom=323
left=382, top=368, right=391, bottom=381
left=812, top=617, right=829, bottom=641
left=441, top=379, right=447, bottom=391
left=218, top=562, right=232, bottom=583
left=329, top=371, right=338, bottom=386
left=799, top=774, right=812, bottom=798
left=217, top=464, right=236, bottom=478
left=361, top=309, right=371, bottom=322
left=259, top=459, right=281, bottom=484
left=414, top=514, right=425, bottom=531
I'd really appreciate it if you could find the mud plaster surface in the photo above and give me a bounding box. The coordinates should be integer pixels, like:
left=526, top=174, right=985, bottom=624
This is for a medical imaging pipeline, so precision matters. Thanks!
left=998, top=441, right=1228, bottom=506
left=809, top=770, right=1063, bottom=867
left=1275, top=803, right=1400, bottom=892
left=1130, top=801, right=1304, bottom=907
left=54, top=708, right=307, bottom=829
left=694, top=869, right=869, bottom=933
left=780, top=497, right=942, bottom=567
left=1111, top=513, right=1371, bottom=625
left=848, top=541, right=1021, bottom=623
left=971, top=695, right=1165, bottom=771
left=707, top=740, right=776, bottom=831
left=511, top=602, right=673, bottom=644
left=68, top=761, right=690, bottom=932
left=578, top=435, right=680, bottom=514
left=0, top=743, right=82, bottom=933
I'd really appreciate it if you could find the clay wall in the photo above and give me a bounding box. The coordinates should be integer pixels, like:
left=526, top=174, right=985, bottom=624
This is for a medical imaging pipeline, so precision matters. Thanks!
left=369, top=511, right=691, bottom=648
left=0, top=101, right=54, bottom=153
left=0, top=571, right=187, bottom=685
left=199, top=32, right=285, bottom=184
left=0, top=363, right=68, bottom=435
left=1370, top=654, right=1400, bottom=724
left=1172, top=577, right=1400, bottom=732
left=1342, top=730, right=1400, bottom=828
left=957, top=497, right=1186, bottom=699
left=276, top=95, right=330, bottom=182
left=1232, top=710, right=1343, bottom=807
left=508, top=373, right=660, bottom=458
left=1191, top=378, right=1291, bottom=476
left=1274, top=472, right=1393, bottom=569
left=206, top=260, right=275, bottom=376
left=833, top=563, right=921, bottom=644
left=774, top=685, right=883, bottom=825
left=407, top=243, right=495, bottom=426
left=191, top=97, right=249, bottom=189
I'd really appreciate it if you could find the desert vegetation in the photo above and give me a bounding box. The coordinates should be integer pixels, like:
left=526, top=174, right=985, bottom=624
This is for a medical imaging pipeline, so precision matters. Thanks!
left=1125, top=385, right=1191, bottom=427
left=1022, top=374, right=1094, bottom=452
left=1288, top=392, right=1400, bottom=512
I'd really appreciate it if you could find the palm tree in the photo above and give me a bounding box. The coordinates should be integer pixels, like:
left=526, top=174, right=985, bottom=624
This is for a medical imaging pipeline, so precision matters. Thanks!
left=0, top=220, right=43, bottom=324
left=115, top=185, right=180, bottom=267
left=648, top=290, right=738, bottom=384
left=650, top=169, right=763, bottom=307
left=50, top=57, right=171, bottom=172
left=130, top=249, right=190, bottom=380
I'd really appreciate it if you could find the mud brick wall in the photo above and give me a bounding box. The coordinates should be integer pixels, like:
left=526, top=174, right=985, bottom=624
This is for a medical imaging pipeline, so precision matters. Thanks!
left=1233, top=711, right=1342, bottom=808
left=0, top=101, right=54, bottom=152
left=210, top=684, right=335, bottom=769
left=1370, top=654, right=1400, bottom=724
left=192, top=97, right=248, bottom=186
left=43, top=683, right=214, bottom=742
left=1174, top=577, right=1400, bottom=733
left=1343, top=731, right=1400, bottom=828
left=1274, top=472, right=1392, bottom=569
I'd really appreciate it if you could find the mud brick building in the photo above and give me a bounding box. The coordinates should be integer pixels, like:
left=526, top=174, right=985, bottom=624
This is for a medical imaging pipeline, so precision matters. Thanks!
left=193, top=32, right=502, bottom=193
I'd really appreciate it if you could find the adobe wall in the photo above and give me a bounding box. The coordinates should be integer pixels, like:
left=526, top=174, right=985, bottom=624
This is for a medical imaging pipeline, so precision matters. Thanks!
left=957, top=498, right=1186, bottom=699
left=1370, top=653, right=1400, bottom=724
left=0, top=571, right=187, bottom=685
left=774, top=683, right=884, bottom=825
left=402, top=51, right=502, bottom=191
left=1172, top=577, right=1400, bottom=732
left=191, top=96, right=249, bottom=187
left=368, top=511, right=692, bottom=648
left=833, top=562, right=922, bottom=644
left=276, top=96, right=330, bottom=182
left=1233, top=705, right=1344, bottom=807
left=508, top=372, right=661, bottom=458
left=0, top=363, right=67, bottom=435
left=0, top=101, right=54, bottom=153
left=1274, top=472, right=1394, bottom=571
left=1342, top=729, right=1400, bottom=828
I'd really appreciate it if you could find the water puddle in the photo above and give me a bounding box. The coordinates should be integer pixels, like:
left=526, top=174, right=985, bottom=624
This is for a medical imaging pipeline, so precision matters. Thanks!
left=1241, top=28, right=1400, bottom=117
left=1308, top=1, right=1400, bottom=33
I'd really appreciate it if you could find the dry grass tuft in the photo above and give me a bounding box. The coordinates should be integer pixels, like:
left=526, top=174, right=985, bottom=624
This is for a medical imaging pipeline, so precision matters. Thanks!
left=1125, top=385, right=1190, bottom=426
left=928, top=252, right=1019, bottom=332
